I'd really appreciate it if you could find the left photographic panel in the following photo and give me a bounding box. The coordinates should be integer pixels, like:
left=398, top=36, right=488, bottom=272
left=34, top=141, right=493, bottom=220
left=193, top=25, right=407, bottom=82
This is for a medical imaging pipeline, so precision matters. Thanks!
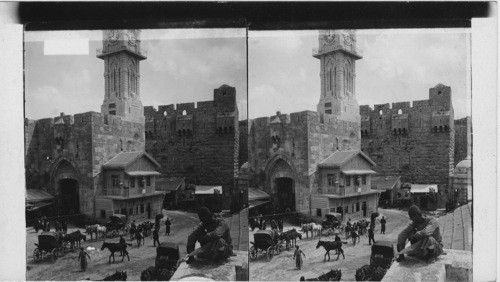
left=24, top=28, right=248, bottom=281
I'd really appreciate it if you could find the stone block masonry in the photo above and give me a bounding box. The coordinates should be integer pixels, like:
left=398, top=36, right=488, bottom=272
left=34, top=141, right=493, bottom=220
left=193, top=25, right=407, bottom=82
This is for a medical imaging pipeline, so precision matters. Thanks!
left=144, top=85, right=239, bottom=200
left=360, top=84, right=455, bottom=195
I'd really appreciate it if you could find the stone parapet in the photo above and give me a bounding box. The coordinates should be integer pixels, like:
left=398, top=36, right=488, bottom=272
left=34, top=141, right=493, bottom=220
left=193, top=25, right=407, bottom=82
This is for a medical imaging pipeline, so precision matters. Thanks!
left=382, top=249, right=472, bottom=282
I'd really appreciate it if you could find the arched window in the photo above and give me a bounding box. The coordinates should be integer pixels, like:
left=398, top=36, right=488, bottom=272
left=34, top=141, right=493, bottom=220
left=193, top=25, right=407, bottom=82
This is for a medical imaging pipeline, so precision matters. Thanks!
left=379, top=110, right=383, bottom=116
left=398, top=109, right=402, bottom=114
left=182, top=110, right=187, bottom=116
left=163, top=111, right=167, bottom=116
left=333, top=67, right=337, bottom=95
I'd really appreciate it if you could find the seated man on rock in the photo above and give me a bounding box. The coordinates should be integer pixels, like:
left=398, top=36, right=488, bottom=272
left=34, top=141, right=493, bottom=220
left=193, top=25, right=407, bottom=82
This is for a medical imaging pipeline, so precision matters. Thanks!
left=185, top=206, right=234, bottom=265
left=396, top=205, right=443, bottom=263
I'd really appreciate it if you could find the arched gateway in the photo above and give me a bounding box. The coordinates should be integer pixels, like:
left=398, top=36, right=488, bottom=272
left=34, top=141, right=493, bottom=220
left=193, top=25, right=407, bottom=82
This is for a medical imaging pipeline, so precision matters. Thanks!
left=52, top=159, right=80, bottom=216
left=264, top=153, right=298, bottom=213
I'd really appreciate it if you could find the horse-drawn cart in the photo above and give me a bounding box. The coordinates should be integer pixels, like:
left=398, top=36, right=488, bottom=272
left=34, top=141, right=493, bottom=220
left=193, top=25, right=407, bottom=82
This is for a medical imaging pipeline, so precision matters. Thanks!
left=250, top=230, right=284, bottom=261
left=141, top=242, right=181, bottom=281
left=105, top=214, right=127, bottom=238
left=33, top=231, right=65, bottom=263
left=322, top=212, right=342, bottom=230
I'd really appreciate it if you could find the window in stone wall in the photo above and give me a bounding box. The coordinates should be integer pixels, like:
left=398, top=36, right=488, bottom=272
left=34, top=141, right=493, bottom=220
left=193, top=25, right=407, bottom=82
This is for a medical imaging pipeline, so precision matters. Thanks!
left=345, top=206, right=349, bottom=213
left=135, top=206, right=139, bottom=214
left=139, top=177, right=144, bottom=187
left=140, top=204, right=144, bottom=213
left=109, top=110, right=116, bottom=115
left=325, top=109, right=332, bottom=114
left=345, top=175, right=351, bottom=186
left=356, top=202, right=360, bottom=212
left=112, top=175, right=120, bottom=188
left=129, top=207, right=133, bottom=215
left=325, top=102, right=332, bottom=108
left=130, top=177, right=135, bottom=188
left=362, top=175, right=366, bottom=185
left=109, top=103, right=115, bottom=109
left=146, top=176, right=151, bottom=186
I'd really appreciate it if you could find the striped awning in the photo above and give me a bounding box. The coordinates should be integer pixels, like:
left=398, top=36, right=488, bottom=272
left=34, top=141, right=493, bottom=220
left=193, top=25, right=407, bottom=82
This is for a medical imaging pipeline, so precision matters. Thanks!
left=26, top=189, right=54, bottom=203
left=249, top=200, right=270, bottom=209
left=342, top=169, right=377, bottom=175
left=125, top=171, right=162, bottom=176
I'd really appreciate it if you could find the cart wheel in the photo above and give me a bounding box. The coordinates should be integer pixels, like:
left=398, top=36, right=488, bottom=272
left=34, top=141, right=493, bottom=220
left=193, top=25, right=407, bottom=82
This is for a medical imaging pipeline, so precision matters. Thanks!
left=266, top=246, right=274, bottom=261
left=51, top=248, right=58, bottom=262
left=33, top=248, right=42, bottom=262
left=249, top=246, right=257, bottom=261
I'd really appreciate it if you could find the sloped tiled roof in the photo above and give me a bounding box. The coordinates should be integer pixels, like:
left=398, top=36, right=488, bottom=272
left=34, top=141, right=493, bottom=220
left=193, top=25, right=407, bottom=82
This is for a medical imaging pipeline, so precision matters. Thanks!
left=156, top=177, right=185, bottom=192
left=318, top=150, right=376, bottom=168
left=371, top=176, right=401, bottom=190
left=103, top=151, right=160, bottom=169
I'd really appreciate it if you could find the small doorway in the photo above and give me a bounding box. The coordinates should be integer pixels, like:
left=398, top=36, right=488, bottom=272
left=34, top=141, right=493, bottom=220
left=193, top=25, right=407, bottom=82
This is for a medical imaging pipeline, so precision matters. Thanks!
left=147, top=203, right=151, bottom=218
left=362, top=201, right=367, bottom=217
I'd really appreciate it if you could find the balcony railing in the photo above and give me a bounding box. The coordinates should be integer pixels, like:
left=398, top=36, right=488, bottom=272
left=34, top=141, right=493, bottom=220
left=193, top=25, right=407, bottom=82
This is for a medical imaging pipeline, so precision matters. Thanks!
left=312, top=45, right=363, bottom=58
left=98, top=187, right=156, bottom=197
left=96, top=46, right=147, bottom=58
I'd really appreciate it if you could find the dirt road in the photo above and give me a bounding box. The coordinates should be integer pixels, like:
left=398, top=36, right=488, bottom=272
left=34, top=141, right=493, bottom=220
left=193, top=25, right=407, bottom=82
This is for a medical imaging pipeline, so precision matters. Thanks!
left=249, top=208, right=409, bottom=281
left=26, top=210, right=200, bottom=281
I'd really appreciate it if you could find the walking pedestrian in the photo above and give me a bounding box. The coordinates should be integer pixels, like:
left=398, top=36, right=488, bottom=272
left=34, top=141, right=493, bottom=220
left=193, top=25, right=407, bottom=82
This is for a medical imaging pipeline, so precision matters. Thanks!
left=62, top=220, right=68, bottom=234
left=368, top=228, right=375, bottom=245
left=164, top=217, right=171, bottom=236
left=334, top=233, right=342, bottom=254
left=380, top=216, right=387, bottom=234
left=78, top=247, right=90, bottom=271
left=153, top=229, right=160, bottom=247
left=119, top=235, right=126, bottom=255
left=277, top=218, right=284, bottom=232
left=293, top=245, right=306, bottom=270
left=135, top=231, right=143, bottom=248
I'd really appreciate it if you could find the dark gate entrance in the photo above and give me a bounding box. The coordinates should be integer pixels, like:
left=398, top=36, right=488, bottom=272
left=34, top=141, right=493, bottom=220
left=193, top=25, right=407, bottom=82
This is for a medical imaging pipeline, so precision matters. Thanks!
left=275, top=177, right=295, bottom=212
left=362, top=201, right=367, bottom=217
left=58, top=179, right=79, bottom=216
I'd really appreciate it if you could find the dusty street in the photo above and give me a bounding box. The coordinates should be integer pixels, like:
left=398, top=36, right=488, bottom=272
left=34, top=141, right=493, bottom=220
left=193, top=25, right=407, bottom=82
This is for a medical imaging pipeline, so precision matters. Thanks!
left=249, top=208, right=409, bottom=281
left=26, top=210, right=200, bottom=281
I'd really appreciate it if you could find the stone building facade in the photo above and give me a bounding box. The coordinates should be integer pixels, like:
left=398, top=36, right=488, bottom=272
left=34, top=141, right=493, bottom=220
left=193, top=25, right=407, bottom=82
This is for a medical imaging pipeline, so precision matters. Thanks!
left=454, top=116, right=472, bottom=166
left=24, top=30, right=163, bottom=221
left=249, top=30, right=380, bottom=219
left=143, top=84, right=240, bottom=202
left=359, top=84, right=457, bottom=197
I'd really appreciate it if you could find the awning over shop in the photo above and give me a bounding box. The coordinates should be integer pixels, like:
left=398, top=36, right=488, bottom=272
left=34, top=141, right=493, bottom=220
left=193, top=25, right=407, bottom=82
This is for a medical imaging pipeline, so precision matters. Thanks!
left=248, top=187, right=271, bottom=201
left=26, top=189, right=54, bottom=202
left=195, top=186, right=222, bottom=195
left=26, top=201, right=54, bottom=211
left=126, top=171, right=162, bottom=177
left=411, top=184, right=438, bottom=193
left=342, top=169, right=377, bottom=175
left=249, top=200, right=270, bottom=209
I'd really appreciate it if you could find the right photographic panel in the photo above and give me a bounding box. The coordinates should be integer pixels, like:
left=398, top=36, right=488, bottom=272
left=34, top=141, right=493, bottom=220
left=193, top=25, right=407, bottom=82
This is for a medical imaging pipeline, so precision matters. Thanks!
left=247, top=29, right=471, bottom=281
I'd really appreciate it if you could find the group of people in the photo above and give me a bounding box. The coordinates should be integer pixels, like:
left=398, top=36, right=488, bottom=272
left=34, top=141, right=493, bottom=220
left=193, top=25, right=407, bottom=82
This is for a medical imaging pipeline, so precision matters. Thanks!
left=35, top=216, right=68, bottom=234
left=292, top=204, right=443, bottom=270
left=253, top=213, right=284, bottom=231
left=130, top=216, right=172, bottom=248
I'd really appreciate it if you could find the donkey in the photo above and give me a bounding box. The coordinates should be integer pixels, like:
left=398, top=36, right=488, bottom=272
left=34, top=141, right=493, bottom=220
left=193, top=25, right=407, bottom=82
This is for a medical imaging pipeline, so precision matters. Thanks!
left=101, top=241, right=131, bottom=263
left=316, top=240, right=346, bottom=261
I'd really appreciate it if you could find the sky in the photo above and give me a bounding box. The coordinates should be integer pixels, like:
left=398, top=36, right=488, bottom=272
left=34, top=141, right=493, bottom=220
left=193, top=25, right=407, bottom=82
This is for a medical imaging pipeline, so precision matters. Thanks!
left=25, top=29, right=247, bottom=120
left=249, top=29, right=471, bottom=119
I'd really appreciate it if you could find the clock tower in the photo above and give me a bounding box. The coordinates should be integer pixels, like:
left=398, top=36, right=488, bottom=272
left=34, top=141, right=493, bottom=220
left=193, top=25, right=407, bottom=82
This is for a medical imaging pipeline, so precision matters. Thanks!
left=97, top=29, right=147, bottom=123
left=313, top=30, right=362, bottom=123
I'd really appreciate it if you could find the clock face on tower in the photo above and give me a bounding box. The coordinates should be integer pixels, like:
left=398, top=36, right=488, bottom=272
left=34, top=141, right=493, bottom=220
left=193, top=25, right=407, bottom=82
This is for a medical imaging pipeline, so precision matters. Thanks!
left=128, top=30, right=138, bottom=45
left=107, top=30, right=119, bottom=44
left=323, top=30, right=335, bottom=44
